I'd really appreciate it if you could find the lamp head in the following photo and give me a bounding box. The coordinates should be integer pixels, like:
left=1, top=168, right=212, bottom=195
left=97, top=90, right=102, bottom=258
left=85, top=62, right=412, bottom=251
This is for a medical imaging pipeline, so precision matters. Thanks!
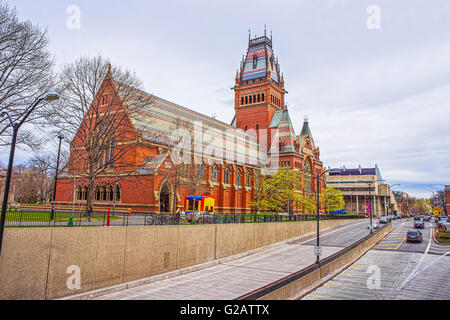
left=43, top=92, right=59, bottom=101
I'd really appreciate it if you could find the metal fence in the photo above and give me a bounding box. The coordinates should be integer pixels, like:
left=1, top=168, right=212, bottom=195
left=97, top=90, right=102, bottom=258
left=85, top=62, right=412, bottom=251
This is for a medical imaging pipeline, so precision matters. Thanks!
left=2, top=209, right=367, bottom=228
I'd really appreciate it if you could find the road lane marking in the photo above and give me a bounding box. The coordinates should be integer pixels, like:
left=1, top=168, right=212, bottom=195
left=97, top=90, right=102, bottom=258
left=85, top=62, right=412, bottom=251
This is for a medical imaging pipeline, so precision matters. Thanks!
left=296, top=220, right=367, bottom=245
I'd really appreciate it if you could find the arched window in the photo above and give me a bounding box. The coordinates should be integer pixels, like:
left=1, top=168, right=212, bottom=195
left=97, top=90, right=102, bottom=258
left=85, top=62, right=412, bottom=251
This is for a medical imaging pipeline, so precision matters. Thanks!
left=211, top=166, right=218, bottom=183
left=245, top=96, right=248, bottom=104
left=262, top=94, right=265, bottom=102
left=224, top=168, right=230, bottom=184
left=115, top=185, right=121, bottom=201
left=256, top=124, right=260, bottom=131
left=253, top=95, right=256, bottom=103
left=241, top=97, right=244, bottom=105
left=101, top=187, right=107, bottom=201
left=249, top=95, right=252, bottom=104
left=246, top=172, right=250, bottom=186
left=236, top=170, right=241, bottom=186
left=244, top=125, right=248, bottom=131
left=257, top=94, right=260, bottom=102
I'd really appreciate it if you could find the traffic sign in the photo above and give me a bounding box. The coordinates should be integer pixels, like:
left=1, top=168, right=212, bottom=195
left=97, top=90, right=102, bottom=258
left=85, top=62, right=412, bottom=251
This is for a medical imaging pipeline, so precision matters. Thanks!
left=314, top=246, right=322, bottom=257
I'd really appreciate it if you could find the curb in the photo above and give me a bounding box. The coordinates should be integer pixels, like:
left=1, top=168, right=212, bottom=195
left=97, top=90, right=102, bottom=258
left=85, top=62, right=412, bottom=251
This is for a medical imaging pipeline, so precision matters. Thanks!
left=59, top=219, right=363, bottom=300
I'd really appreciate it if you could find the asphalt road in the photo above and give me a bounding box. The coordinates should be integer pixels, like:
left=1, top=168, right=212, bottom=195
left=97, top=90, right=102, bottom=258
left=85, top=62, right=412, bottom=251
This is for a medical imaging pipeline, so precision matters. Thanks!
left=78, top=220, right=372, bottom=300
left=302, top=219, right=450, bottom=300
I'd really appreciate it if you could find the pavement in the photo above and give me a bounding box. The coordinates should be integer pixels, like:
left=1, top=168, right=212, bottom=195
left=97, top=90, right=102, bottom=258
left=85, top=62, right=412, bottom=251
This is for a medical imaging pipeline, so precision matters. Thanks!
left=85, top=220, right=371, bottom=300
left=302, top=218, right=450, bottom=300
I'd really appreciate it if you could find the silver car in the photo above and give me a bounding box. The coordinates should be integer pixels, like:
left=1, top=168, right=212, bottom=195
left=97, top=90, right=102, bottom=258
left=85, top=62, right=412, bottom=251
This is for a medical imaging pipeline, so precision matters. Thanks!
left=368, top=220, right=380, bottom=229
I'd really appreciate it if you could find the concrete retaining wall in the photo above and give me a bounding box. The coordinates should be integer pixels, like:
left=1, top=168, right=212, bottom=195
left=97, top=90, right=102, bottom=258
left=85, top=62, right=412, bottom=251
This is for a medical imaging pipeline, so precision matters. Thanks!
left=0, top=219, right=355, bottom=300
left=258, top=224, right=394, bottom=300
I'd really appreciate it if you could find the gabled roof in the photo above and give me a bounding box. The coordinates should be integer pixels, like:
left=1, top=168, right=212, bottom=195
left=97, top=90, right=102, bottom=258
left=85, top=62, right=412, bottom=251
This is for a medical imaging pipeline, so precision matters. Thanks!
left=297, top=120, right=316, bottom=151
left=269, top=108, right=297, bottom=153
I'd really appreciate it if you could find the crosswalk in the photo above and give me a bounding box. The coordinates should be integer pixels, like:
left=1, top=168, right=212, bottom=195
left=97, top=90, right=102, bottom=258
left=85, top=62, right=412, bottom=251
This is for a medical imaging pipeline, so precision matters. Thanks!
left=428, top=237, right=450, bottom=255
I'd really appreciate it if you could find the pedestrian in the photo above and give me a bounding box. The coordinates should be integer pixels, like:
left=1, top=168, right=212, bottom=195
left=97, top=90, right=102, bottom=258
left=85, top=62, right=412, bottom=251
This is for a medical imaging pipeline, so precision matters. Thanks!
left=87, top=204, right=93, bottom=222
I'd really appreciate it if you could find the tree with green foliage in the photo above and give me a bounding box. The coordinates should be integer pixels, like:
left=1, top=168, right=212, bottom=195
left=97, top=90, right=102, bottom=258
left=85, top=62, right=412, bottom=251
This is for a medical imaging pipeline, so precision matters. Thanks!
left=322, top=187, right=345, bottom=214
left=298, top=194, right=317, bottom=214
left=257, top=167, right=302, bottom=214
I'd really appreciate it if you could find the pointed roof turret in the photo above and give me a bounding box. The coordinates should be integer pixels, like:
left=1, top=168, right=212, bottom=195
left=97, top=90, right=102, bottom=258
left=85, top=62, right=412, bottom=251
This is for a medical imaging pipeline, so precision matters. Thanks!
left=297, top=116, right=316, bottom=150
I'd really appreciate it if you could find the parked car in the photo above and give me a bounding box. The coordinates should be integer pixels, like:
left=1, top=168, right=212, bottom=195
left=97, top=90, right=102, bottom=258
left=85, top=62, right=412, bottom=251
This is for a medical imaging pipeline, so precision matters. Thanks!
left=414, top=216, right=421, bottom=221
left=423, top=215, right=430, bottom=221
left=437, top=220, right=448, bottom=229
left=407, top=230, right=423, bottom=243
left=414, top=221, right=425, bottom=229
left=368, top=220, right=380, bottom=230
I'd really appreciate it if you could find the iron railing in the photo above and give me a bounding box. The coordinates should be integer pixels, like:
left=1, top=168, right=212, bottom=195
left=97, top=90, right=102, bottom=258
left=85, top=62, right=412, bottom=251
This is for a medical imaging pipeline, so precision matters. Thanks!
left=1, top=209, right=367, bottom=228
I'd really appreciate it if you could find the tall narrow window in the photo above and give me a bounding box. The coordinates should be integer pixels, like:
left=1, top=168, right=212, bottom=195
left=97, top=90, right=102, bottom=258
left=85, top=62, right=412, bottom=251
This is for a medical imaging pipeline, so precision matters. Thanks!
left=262, top=94, right=265, bottom=101
left=257, top=94, right=260, bottom=102
left=224, top=168, right=230, bottom=184
left=253, top=54, right=257, bottom=69
left=256, top=124, right=260, bottom=131
left=245, top=96, right=248, bottom=104
left=241, top=97, right=244, bottom=105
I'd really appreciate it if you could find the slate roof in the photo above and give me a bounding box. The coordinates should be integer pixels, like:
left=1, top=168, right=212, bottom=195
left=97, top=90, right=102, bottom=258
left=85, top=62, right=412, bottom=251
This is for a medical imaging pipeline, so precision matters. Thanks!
left=240, top=35, right=281, bottom=85
left=118, top=85, right=260, bottom=166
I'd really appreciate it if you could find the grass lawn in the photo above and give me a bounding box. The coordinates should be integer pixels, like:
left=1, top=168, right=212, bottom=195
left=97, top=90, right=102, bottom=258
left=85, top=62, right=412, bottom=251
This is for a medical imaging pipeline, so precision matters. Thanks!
left=3, top=211, right=122, bottom=223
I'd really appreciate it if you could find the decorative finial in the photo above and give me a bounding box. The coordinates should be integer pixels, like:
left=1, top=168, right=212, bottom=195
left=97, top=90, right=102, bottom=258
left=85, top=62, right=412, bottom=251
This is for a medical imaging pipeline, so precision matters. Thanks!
left=249, top=29, right=251, bottom=41
left=106, top=63, right=112, bottom=79
left=304, top=115, right=309, bottom=122
left=264, top=25, right=267, bottom=37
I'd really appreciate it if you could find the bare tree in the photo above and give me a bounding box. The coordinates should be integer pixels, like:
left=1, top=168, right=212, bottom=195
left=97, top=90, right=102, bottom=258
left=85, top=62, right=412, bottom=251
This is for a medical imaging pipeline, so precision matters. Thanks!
left=45, top=55, right=151, bottom=219
left=0, top=3, right=55, bottom=149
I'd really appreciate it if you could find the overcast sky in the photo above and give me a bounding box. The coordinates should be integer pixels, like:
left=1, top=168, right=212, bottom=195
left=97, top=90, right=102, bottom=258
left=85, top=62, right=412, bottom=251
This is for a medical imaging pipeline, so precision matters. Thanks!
left=3, top=0, right=450, bottom=198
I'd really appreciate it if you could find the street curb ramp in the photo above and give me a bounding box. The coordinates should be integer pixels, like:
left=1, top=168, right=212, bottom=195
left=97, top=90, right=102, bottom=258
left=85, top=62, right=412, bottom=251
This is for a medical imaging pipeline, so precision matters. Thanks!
left=235, top=224, right=394, bottom=300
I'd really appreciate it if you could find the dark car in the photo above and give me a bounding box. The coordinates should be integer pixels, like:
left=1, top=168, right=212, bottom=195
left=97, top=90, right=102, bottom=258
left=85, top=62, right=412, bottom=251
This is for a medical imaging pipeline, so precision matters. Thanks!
left=423, top=215, right=430, bottom=221
left=414, top=221, right=425, bottom=229
left=414, top=216, right=421, bottom=221
left=407, top=230, right=423, bottom=243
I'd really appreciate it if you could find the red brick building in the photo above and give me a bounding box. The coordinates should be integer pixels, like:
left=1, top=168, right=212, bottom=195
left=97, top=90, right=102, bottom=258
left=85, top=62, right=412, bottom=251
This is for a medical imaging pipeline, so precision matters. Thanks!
left=55, top=33, right=325, bottom=214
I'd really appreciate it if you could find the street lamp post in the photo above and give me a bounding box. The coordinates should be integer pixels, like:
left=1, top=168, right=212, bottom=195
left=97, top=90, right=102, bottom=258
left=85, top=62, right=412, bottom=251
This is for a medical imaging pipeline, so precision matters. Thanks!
left=367, top=178, right=385, bottom=234
left=315, top=169, right=329, bottom=264
left=0, top=93, right=59, bottom=254
left=50, top=134, right=64, bottom=221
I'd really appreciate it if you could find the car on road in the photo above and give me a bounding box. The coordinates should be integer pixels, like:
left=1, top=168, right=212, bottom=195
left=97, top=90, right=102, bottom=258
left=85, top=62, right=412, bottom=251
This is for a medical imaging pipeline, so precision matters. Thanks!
left=406, top=230, right=423, bottom=243
left=423, top=215, right=430, bottom=221
left=368, top=220, right=380, bottom=230
left=414, top=216, right=421, bottom=221
left=414, top=220, right=425, bottom=229
left=379, top=216, right=389, bottom=224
